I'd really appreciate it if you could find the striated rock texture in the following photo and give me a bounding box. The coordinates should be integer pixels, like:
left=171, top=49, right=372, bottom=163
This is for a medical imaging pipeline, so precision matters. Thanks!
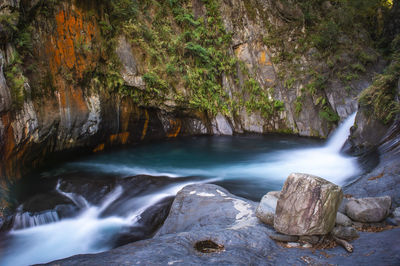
left=274, top=173, right=343, bottom=235
left=345, top=196, right=391, bottom=223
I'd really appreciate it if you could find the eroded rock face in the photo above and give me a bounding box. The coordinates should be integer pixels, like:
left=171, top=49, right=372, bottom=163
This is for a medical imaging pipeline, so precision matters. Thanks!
left=274, top=173, right=343, bottom=235
left=345, top=196, right=391, bottom=223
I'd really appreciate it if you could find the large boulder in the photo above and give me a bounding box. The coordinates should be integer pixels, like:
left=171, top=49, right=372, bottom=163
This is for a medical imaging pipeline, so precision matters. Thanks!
left=256, top=191, right=280, bottom=226
left=345, top=196, right=391, bottom=223
left=274, top=173, right=343, bottom=235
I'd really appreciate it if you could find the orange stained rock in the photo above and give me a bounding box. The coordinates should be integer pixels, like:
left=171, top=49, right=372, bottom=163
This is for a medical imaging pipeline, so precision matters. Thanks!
left=109, top=134, right=118, bottom=143
left=71, top=87, right=88, bottom=112
left=119, top=132, right=130, bottom=144
left=56, top=84, right=88, bottom=115
left=167, top=119, right=181, bottom=138
left=234, top=42, right=248, bottom=58
left=109, top=132, right=130, bottom=145
left=120, top=104, right=132, bottom=132
left=1, top=113, right=26, bottom=180
left=93, top=143, right=105, bottom=152
left=141, top=110, right=149, bottom=140
left=47, top=8, right=98, bottom=80
left=259, top=51, right=267, bottom=65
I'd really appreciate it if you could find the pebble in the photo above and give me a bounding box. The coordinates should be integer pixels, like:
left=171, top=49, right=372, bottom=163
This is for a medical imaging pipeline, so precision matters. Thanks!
left=287, top=242, right=300, bottom=248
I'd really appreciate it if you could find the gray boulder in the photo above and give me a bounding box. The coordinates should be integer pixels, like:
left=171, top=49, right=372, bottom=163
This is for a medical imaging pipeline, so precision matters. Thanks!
left=345, top=196, right=391, bottom=223
left=336, top=212, right=352, bottom=226
left=332, top=226, right=359, bottom=241
left=274, top=173, right=343, bottom=235
left=256, top=191, right=280, bottom=226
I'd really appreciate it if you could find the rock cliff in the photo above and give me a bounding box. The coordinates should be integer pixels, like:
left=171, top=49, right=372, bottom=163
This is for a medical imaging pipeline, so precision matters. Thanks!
left=0, top=0, right=391, bottom=206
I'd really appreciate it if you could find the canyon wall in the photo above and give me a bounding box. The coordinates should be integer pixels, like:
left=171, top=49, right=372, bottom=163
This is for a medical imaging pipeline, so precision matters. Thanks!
left=0, top=0, right=391, bottom=206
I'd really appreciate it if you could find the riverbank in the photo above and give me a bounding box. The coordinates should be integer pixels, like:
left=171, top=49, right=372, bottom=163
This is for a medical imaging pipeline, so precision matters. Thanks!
left=45, top=184, right=400, bottom=266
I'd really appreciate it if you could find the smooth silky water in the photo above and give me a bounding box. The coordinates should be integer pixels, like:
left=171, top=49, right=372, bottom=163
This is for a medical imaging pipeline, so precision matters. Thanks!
left=0, top=114, right=360, bottom=265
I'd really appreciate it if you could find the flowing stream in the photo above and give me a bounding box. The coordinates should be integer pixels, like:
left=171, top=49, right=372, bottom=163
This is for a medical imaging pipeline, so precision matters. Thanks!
left=0, top=113, right=360, bottom=266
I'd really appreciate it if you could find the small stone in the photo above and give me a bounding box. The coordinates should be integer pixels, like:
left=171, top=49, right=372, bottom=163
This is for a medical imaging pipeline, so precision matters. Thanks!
left=302, top=243, right=313, bottom=248
left=345, top=196, right=391, bottom=223
left=287, top=242, right=300, bottom=248
left=268, top=232, right=299, bottom=242
left=299, top=235, right=320, bottom=245
left=336, top=212, right=352, bottom=227
left=332, top=226, right=359, bottom=241
left=256, top=192, right=279, bottom=226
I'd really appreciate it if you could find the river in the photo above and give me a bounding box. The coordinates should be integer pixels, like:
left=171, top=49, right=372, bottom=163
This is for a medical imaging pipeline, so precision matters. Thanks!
left=0, top=114, right=360, bottom=265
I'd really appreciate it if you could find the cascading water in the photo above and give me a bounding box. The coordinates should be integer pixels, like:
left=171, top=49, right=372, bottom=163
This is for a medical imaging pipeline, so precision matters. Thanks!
left=0, top=113, right=360, bottom=266
left=0, top=180, right=200, bottom=266
left=12, top=209, right=60, bottom=230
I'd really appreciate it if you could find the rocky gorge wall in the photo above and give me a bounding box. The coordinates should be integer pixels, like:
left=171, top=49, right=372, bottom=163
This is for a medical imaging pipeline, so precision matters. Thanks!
left=0, top=0, right=395, bottom=207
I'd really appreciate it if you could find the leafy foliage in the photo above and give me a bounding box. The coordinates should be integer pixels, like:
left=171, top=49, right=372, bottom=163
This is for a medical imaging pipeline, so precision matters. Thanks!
left=359, top=35, right=400, bottom=124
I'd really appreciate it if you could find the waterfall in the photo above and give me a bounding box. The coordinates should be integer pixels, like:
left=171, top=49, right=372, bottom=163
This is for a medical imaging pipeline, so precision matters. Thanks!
left=0, top=181, right=200, bottom=266
left=261, top=112, right=359, bottom=185
left=326, top=113, right=356, bottom=152
left=56, top=181, right=90, bottom=209
left=12, top=210, right=60, bottom=230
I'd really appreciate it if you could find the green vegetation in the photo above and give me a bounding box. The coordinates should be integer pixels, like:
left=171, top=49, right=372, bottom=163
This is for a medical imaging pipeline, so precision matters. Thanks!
left=2, top=0, right=397, bottom=127
left=294, top=96, right=303, bottom=116
left=0, top=13, right=19, bottom=41
left=243, top=78, right=284, bottom=118
left=4, top=53, right=26, bottom=108
left=261, top=0, right=393, bottom=125
left=94, top=0, right=239, bottom=115
left=359, top=35, right=400, bottom=124
left=1, top=8, right=34, bottom=109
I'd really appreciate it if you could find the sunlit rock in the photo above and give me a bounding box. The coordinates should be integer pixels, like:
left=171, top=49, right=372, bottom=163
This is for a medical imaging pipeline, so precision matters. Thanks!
left=274, top=173, right=343, bottom=235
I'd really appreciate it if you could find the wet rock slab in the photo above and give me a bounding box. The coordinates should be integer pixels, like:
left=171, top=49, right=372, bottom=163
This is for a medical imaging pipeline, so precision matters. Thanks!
left=46, top=184, right=400, bottom=266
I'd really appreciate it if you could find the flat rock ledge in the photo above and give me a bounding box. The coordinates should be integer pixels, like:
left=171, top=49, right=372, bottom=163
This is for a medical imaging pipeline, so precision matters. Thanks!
left=45, top=184, right=400, bottom=266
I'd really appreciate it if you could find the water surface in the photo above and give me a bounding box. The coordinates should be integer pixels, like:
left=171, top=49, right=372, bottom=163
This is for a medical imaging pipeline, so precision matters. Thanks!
left=0, top=114, right=360, bottom=265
